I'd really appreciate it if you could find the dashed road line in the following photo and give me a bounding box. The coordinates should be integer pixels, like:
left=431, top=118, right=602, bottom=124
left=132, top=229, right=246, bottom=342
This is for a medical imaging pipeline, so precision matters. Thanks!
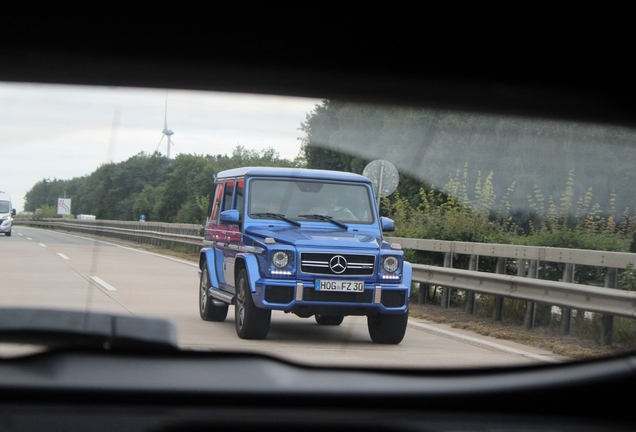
left=39, top=243, right=47, bottom=248
left=27, top=228, right=198, bottom=267
left=26, top=237, right=32, bottom=240
left=89, top=276, right=117, bottom=291
left=57, top=253, right=70, bottom=260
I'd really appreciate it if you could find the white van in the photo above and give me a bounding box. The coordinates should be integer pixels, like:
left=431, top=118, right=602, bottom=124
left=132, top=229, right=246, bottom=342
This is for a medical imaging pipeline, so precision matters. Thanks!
left=0, top=191, right=16, bottom=237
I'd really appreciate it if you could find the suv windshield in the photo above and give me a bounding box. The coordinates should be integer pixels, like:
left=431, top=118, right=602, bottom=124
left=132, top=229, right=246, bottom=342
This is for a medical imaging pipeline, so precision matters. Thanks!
left=248, top=179, right=374, bottom=223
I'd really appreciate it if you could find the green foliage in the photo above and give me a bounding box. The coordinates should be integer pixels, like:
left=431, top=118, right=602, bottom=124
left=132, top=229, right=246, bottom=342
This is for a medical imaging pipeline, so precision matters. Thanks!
left=23, top=146, right=297, bottom=224
left=154, top=154, right=210, bottom=222
left=518, top=228, right=630, bottom=252
left=175, top=195, right=209, bottom=224
left=382, top=162, right=636, bottom=298
left=385, top=169, right=516, bottom=246
left=620, top=263, right=636, bottom=291
left=132, top=185, right=165, bottom=221
left=518, top=170, right=634, bottom=260
left=24, top=178, right=74, bottom=212
left=33, top=204, right=60, bottom=219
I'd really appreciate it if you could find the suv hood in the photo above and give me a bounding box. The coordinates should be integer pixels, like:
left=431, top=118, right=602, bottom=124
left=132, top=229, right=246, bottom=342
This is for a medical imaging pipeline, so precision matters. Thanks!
left=245, top=226, right=382, bottom=249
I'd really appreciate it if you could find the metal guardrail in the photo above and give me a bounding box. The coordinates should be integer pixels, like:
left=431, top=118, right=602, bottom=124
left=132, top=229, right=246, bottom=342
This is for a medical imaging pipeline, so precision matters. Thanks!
left=14, top=219, right=204, bottom=251
left=411, top=265, right=636, bottom=319
left=385, top=236, right=636, bottom=345
left=16, top=219, right=636, bottom=344
left=386, top=237, right=636, bottom=269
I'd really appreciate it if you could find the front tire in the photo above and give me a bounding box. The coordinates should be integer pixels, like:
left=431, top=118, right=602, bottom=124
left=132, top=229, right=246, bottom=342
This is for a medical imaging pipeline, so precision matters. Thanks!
left=5, top=230, right=11, bottom=237
left=315, top=314, right=344, bottom=326
left=235, top=268, right=271, bottom=339
left=367, top=310, right=408, bottom=344
left=199, top=262, right=229, bottom=322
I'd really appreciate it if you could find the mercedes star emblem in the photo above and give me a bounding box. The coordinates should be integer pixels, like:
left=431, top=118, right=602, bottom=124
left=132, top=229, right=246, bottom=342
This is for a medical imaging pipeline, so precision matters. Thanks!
left=329, top=255, right=347, bottom=274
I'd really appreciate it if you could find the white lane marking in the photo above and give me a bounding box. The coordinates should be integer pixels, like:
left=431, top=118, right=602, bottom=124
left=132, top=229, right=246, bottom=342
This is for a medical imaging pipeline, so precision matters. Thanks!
left=117, top=245, right=198, bottom=267
left=26, top=237, right=32, bottom=240
left=89, top=276, right=117, bottom=291
left=57, top=253, right=70, bottom=260
left=17, top=233, right=23, bottom=236
left=39, top=230, right=198, bottom=267
left=39, top=243, right=47, bottom=248
left=408, top=321, right=562, bottom=364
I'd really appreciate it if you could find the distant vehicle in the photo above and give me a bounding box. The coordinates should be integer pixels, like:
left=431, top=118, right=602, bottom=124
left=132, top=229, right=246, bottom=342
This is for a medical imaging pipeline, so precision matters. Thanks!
left=0, top=191, right=16, bottom=237
left=199, top=167, right=412, bottom=344
left=76, top=214, right=97, bottom=220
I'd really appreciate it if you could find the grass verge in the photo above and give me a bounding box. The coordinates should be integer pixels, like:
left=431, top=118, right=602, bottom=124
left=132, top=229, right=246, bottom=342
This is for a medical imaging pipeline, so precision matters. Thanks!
left=409, top=302, right=634, bottom=360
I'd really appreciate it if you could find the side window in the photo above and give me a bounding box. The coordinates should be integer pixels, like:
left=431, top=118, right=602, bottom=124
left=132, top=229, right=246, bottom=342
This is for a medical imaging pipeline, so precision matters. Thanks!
left=235, top=179, right=245, bottom=215
left=223, top=180, right=235, bottom=212
left=209, top=183, right=223, bottom=222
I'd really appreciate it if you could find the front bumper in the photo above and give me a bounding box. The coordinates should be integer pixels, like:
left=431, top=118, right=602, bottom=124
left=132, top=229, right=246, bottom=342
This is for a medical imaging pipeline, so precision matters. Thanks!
left=252, top=278, right=409, bottom=315
left=0, top=219, right=12, bottom=233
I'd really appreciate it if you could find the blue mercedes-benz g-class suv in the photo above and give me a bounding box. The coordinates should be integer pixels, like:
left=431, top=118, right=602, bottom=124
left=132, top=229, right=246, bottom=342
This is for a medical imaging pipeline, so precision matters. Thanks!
left=198, top=167, right=412, bottom=344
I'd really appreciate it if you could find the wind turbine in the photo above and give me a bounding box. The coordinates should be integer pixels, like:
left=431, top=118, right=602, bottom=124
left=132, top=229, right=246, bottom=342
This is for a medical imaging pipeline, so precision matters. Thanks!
left=156, top=92, right=175, bottom=158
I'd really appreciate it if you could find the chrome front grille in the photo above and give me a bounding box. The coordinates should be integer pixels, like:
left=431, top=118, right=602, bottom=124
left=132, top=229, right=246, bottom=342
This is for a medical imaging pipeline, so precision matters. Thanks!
left=300, top=253, right=375, bottom=276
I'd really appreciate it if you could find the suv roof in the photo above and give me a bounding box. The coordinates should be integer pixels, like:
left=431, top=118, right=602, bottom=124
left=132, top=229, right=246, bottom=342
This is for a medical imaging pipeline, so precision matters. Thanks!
left=214, top=167, right=372, bottom=184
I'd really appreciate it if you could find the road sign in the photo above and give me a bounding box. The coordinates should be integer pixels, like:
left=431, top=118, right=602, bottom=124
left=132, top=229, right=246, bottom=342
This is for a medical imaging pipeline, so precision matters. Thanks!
left=57, top=198, right=72, bottom=215
left=362, top=160, right=399, bottom=210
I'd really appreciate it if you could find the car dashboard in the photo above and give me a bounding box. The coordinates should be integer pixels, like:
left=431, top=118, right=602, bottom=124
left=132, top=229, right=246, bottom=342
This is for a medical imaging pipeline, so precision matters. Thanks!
left=1, top=348, right=635, bottom=431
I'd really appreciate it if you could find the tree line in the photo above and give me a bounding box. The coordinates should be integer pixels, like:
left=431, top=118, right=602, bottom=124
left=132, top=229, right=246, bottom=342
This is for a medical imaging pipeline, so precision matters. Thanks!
left=24, top=147, right=296, bottom=223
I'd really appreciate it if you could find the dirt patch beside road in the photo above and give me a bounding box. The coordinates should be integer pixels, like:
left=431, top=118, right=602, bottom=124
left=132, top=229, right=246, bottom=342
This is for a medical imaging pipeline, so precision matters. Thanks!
left=409, top=303, right=630, bottom=360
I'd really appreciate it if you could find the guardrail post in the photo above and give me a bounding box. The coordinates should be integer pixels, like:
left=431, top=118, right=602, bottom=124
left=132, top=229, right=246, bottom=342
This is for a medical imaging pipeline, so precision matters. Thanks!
left=417, top=283, right=429, bottom=305
left=524, top=259, right=538, bottom=329
left=441, top=253, right=452, bottom=309
left=560, top=263, right=574, bottom=335
left=602, top=267, right=618, bottom=346
left=465, top=254, right=478, bottom=314
left=493, top=257, right=506, bottom=321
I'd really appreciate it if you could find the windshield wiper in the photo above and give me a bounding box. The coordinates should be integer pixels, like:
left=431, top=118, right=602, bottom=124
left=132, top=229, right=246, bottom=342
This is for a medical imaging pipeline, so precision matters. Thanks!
left=297, top=214, right=348, bottom=230
left=251, top=213, right=301, bottom=227
left=0, top=308, right=178, bottom=353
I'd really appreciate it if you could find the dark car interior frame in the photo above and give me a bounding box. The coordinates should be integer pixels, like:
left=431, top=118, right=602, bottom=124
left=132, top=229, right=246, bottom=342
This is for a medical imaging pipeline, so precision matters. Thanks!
left=1, top=16, right=635, bottom=432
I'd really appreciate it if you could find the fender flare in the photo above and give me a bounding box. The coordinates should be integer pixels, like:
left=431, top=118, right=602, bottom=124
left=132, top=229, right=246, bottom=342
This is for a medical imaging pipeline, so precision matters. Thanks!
left=403, top=261, right=413, bottom=296
left=235, top=253, right=261, bottom=293
left=200, top=248, right=220, bottom=290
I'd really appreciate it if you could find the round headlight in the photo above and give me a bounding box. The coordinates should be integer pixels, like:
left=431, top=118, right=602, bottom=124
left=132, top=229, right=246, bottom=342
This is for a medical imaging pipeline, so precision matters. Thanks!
left=382, top=256, right=399, bottom=273
left=272, top=251, right=289, bottom=268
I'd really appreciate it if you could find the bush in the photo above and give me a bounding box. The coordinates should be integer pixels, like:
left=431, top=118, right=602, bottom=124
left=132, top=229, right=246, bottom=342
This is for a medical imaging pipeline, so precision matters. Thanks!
left=620, top=263, right=636, bottom=291
left=33, top=205, right=61, bottom=219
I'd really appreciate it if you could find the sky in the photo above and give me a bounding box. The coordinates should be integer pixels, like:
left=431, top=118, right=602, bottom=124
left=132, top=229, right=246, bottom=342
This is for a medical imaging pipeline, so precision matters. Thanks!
left=0, top=82, right=322, bottom=212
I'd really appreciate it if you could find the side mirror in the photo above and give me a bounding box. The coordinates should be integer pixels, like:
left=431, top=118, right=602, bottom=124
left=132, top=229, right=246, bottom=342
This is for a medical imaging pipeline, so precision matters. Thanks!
left=11, top=209, right=16, bottom=216
left=220, top=209, right=240, bottom=224
left=380, top=217, right=395, bottom=232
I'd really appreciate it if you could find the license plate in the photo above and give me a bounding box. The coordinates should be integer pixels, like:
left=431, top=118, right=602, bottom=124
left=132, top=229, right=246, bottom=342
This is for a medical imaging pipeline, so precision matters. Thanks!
left=315, top=279, right=365, bottom=292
